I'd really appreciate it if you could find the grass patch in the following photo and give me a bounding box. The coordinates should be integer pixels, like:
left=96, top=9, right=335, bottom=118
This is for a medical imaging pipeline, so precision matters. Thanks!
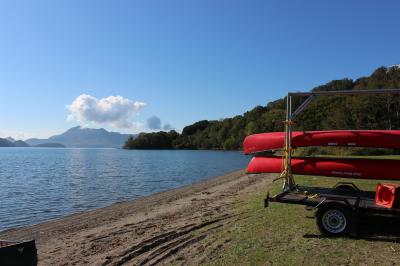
left=202, top=172, right=400, bottom=265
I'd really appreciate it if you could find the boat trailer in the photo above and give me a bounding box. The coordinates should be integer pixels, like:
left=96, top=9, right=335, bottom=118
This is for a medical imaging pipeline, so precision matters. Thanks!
left=267, top=88, right=400, bottom=236
left=266, top=182, right=400, bottom=236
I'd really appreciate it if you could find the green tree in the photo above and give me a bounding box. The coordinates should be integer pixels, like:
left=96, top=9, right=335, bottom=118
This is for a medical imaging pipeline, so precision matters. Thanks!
left=123, top=66, right=400, bottom=151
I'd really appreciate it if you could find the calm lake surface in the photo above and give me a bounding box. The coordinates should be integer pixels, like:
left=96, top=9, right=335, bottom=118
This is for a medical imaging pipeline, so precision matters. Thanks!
left=0, top=148, right=249, bottom=232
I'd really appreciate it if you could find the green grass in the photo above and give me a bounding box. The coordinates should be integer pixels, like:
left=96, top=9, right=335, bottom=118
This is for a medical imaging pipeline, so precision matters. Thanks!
left=202, top=172, right=400, bottom=265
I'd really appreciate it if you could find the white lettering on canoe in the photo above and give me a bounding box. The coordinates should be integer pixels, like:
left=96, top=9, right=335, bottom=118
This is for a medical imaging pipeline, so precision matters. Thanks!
left=332, top=171, right=343, bottom=175
left=331, top=171, right=362, bottom=176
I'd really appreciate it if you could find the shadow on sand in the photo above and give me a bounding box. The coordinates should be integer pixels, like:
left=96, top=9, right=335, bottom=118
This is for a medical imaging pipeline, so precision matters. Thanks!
left=304, top=216, right=400, bottom=242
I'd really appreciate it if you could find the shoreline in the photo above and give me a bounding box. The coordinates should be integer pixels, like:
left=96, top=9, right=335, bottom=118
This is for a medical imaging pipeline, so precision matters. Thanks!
left=0, top=170, right=273, bottom=265
left=0, top=166, right=246, bottom=234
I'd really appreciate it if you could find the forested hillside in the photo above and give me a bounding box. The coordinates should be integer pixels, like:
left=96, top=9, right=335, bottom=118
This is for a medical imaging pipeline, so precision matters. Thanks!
left=124, top=66, right=400, bottom=150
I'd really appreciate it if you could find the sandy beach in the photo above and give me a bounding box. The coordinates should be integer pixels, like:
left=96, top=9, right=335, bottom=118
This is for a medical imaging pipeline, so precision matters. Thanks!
left=0, top=170, right=272, bottom=265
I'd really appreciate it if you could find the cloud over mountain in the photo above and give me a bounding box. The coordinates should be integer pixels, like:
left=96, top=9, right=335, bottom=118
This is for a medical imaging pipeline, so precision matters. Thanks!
left=67, top=94, right=146, bottom=128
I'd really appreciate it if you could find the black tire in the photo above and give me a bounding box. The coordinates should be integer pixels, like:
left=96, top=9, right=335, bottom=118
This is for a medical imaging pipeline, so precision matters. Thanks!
left=316, top=203, right=356, bottom=237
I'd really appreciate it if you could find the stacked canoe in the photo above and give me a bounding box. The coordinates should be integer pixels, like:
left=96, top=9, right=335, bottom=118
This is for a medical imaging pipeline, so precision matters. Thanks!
left=244, top=130, right=400, bottom=180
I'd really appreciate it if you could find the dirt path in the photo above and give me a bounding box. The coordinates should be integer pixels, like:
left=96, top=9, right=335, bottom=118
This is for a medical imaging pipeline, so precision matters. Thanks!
left=0, top=170, right=273, bottom=265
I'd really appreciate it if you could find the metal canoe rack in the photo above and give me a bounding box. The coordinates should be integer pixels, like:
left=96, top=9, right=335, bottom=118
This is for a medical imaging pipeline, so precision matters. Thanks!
left=266, top=88, right=400, bottom=236
left=280, top=88, right=400, bottom=192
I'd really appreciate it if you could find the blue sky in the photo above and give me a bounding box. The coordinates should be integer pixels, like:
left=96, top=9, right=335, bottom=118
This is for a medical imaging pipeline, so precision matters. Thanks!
left=0, top=0, right=399, bottom=139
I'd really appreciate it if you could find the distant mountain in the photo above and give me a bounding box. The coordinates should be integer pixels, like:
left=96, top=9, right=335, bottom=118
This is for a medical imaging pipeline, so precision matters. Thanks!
left=0, top=139, right=30, bottom=147
left=34, top=143, right=65, bottom=148
left=25, top=126, right=135, bottom=148
left=0, top=138, right=15, bottom=147
left=13, top=140, right=30, bottom=147
left=6, top=137, right=15, bottom=142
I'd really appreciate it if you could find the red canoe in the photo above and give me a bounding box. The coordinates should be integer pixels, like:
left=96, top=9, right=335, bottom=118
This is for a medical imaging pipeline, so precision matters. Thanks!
left=243, top=130, right=400, bottom=154
left=246, top=156, right=400, bottom=180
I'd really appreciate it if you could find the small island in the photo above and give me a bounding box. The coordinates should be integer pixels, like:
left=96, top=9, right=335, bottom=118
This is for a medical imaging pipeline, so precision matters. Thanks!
left=33, top=143, right=66, bottom=148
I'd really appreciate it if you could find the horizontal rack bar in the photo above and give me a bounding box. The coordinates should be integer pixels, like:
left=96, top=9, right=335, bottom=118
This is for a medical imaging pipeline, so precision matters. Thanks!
left=288, top=89, right=400, bottom=97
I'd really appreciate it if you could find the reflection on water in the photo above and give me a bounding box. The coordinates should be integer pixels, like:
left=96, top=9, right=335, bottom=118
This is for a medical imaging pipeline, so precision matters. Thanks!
left=0, top=148, right=249, bottom=231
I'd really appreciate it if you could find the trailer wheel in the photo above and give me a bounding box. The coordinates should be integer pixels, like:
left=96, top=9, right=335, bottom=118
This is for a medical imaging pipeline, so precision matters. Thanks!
left=316, top=203, right=355, bottom=237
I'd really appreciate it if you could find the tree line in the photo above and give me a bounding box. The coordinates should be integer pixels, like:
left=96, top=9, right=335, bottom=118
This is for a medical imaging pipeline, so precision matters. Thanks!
left=124, top=66, right=400, bottom=151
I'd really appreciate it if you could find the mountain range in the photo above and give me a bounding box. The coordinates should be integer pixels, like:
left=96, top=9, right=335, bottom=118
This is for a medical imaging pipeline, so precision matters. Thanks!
left=25, top=126, right=135, bottom=148
left=0, top=138, right=60, bottom=148
left=0, top=138, right=17, bottom=147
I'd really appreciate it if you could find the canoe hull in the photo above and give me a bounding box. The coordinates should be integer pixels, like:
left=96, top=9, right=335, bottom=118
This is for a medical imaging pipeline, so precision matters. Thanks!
left=246, top=156, right=400, bottom=180
left=243, top=130, right=400, bottom=154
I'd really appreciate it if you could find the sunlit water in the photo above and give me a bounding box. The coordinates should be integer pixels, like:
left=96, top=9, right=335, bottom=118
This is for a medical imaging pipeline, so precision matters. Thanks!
left=0, top=148, right=249, bottom=232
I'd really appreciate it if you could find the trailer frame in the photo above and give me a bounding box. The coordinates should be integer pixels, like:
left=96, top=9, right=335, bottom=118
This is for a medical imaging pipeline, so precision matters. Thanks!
left=268, top=88, right=400, bottom=236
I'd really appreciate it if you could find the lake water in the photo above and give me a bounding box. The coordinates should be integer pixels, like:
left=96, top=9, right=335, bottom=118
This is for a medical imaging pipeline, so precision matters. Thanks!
left=0, top=148, right=249, bottom=232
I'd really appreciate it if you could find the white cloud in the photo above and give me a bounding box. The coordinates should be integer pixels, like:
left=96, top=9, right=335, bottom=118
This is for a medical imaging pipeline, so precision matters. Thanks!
left=67, top=94, right=146, bottom=129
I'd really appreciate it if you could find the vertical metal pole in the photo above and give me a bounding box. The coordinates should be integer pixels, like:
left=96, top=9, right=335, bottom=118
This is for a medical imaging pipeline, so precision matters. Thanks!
left=288, top=95, right=294, bottom=189
left=283, top=94, right=294, bottom=191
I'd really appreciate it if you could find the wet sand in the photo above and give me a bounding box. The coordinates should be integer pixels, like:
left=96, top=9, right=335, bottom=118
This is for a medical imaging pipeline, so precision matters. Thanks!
left=0, top=170, right=272, bottom=265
